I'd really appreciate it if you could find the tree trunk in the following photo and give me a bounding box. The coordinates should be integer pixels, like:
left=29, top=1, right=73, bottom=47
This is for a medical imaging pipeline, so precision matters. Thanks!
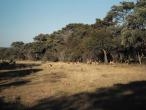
left=103, top=49, right=108, bottom=63
left=138, top=52, right=142, bottom=64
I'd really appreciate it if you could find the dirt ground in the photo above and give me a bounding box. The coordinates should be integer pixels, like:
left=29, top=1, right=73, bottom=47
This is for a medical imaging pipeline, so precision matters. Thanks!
left=0, top=61, right=146, bottom=110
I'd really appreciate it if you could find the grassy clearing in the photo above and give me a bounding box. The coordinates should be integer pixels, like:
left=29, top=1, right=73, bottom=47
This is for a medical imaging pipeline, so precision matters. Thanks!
left=0, top=61, right=146, bottom=107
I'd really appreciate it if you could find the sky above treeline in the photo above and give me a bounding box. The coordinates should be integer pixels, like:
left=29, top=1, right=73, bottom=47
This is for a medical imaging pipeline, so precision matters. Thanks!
left=0, top=0, right=124, bottom=47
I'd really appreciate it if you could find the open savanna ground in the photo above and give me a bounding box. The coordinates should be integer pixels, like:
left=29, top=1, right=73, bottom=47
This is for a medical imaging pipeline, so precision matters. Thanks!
left=0, top=61, right=146, bottom=110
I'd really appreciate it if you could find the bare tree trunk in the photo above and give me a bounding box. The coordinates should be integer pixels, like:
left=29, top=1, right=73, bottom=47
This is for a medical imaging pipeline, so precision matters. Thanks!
left=138, top=52, right=142, bottom=64
left=102, top=49, right=108, bottom=63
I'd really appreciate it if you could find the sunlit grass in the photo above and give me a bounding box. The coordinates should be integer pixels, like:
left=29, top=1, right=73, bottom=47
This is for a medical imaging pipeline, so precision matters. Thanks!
left=0, top=61, right=146, bottom=106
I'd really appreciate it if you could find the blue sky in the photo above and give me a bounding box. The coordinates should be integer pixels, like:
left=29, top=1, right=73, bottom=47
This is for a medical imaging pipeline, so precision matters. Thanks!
left=0, top=0, right=123, bottom=47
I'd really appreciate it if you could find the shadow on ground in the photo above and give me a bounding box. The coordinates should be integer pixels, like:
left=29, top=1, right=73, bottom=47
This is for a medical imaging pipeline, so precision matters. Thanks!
left=0, top=80, right=146, bottom=110
left=0, top=97, right=26, bottom=110
left=0, top=79, right=30, bottom=90
left=0, top=68, right=42, bottom=91
left=0, top=62, right=40, bottom=70
left=0, top=69, right=42, bottom=80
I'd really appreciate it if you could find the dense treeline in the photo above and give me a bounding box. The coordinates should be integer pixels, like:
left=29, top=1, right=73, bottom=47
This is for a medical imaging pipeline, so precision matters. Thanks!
left=0, top=0, right=146, bottom=64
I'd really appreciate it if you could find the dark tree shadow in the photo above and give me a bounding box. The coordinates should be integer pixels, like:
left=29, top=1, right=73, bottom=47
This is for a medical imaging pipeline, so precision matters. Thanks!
left=0, top=63, right=40, bottom=70
left=0, top=80, right=146, bottom=110
left=0, top=69, right=42, bottom=91
left=0, top=80, right=30, bottom=90
left=0, top=69, right=42, bottom=80
left=0, top=97, right=26, bottom=110
left=31, top=80, right=146, bottom=110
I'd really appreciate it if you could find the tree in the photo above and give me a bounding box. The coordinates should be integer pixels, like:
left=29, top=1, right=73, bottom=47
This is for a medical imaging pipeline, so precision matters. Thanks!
left=10, top=41, right=25, bottom=60
left=82, top=28, right=114, bottom=63
left=11, top=41, right=24, bottom=48
left=33, top=34, right=48, bottom=42
left=104, top=1, right=134, bottom=25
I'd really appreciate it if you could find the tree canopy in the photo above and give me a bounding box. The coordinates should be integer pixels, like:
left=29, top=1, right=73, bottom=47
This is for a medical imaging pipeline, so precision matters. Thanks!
left=1, top=0, right=146, bottom=64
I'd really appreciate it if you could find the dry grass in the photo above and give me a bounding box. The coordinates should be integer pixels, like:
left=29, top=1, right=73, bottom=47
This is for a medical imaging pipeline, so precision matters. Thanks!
left=0, top=61, right=146, bottom=107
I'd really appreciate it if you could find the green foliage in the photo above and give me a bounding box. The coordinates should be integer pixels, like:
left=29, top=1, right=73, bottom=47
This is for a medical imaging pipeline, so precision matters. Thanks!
left=33, top=34, right=48, bottom=42
left=1, top=0, right=146, bottom=63
left=11, top=41, right=24, bottom=48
